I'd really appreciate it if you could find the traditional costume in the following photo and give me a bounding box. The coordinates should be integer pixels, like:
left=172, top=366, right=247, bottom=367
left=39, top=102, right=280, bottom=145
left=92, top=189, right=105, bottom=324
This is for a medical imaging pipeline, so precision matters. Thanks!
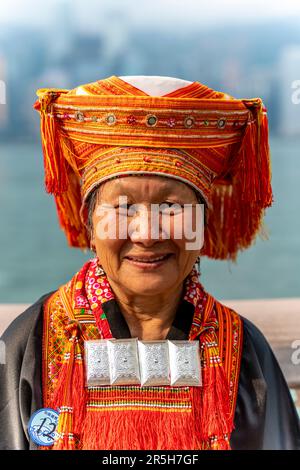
left=0, top=76, right=299, bottom=450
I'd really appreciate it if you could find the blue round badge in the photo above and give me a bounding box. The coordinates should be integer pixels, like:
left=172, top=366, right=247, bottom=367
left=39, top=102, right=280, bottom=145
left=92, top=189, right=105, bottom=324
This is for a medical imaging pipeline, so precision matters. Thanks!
left=28, top=408, right=60, bottom=446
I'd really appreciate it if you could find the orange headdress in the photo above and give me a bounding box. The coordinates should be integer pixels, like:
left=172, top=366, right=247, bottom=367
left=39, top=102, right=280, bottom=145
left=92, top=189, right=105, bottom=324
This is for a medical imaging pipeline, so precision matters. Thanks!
left=33, top=75, right=273, bottom=260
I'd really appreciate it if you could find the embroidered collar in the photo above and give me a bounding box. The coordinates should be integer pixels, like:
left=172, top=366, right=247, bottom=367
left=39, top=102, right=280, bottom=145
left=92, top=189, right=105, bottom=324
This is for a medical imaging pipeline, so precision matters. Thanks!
left=73, top=257, right=213, bottom=341
left=100, top=296, right=195, bottom=340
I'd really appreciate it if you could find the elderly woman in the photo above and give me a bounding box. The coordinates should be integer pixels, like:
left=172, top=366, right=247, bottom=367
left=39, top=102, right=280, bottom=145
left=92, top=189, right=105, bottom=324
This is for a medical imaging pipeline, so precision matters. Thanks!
left=0, top=75, right=299, bottom=451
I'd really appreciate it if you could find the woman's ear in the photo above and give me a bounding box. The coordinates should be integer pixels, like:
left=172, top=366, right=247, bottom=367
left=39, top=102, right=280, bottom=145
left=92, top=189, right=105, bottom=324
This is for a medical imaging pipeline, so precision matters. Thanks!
left=90, top=233, right=96, bottom=252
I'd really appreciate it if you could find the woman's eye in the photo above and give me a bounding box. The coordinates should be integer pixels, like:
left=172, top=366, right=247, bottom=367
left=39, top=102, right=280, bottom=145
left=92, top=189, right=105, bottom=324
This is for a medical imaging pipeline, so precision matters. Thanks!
left=116, top=204, right=129, bottom=211
left=159, top=202, right=184, bottom=214
left=113, top=202, right=184, bottom=215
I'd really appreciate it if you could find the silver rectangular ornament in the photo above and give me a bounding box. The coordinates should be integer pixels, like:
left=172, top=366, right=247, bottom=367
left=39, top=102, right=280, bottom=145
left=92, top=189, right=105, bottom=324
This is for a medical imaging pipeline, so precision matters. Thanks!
left=168, top=340, right=202, bottom=386
left=138, top=340, right=170, bottom=386
left=84, top=339, right=110, bottom=386
left=107, top=338, right=140, bottom=385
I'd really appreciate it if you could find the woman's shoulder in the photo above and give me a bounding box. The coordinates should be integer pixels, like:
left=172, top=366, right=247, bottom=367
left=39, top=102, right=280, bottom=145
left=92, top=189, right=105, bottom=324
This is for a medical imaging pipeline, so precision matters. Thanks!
left=0, top=291, right=55, bottom=346
left=213, top=297, right=288, bottom=380
left=214, top=297, right=274, bottom=355
left=240, top=315, right=273, bottom=352
left=216, top=300, right=290, bottom=388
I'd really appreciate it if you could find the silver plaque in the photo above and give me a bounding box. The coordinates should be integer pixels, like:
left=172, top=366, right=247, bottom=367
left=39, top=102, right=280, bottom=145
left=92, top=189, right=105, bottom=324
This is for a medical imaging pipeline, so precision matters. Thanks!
left=138, top=340, right=170, bottom=386
left=168, top=340, right=201, bottom=386
left=84, top=340, right=110, bottom=386
left=107, top=338, right=140, bottom=385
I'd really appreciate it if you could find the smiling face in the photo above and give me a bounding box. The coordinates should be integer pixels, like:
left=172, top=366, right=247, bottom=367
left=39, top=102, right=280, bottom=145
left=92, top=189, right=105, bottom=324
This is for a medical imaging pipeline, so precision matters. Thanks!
left=90, top=175, right=203, bottom=298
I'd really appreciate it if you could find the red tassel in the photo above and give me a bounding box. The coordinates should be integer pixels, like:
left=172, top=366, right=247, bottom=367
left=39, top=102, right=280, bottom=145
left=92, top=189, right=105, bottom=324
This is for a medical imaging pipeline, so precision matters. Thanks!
left=34, top=90, right=87, bottom=247
left=239, top=100, right=273, bottom=206
left=203, top=183, right=263, bottom=260
left=81, top=406, right=205, bottom=450
left=34, top=90, right=69, bottom=195
left=258, top=110, right=273, bottom=207
left=50, top=321, right=87, bottom=449
left=78, top=382, right=208, bottom=450
left=202, top=100, right=273, bottom=261
left=198, top=329, right=232, bottom=442
left=54, top=174, right=89, bottom=248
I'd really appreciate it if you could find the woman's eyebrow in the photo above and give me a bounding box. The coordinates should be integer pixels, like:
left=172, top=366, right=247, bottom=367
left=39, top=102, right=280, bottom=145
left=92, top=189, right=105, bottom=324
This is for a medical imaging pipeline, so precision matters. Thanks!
left=101, top=179, right=193, bottom=200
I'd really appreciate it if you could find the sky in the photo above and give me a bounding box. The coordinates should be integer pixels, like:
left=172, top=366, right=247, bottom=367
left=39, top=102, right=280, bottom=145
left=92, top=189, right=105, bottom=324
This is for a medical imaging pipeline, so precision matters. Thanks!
left=1, top=0, right=300, bottom=30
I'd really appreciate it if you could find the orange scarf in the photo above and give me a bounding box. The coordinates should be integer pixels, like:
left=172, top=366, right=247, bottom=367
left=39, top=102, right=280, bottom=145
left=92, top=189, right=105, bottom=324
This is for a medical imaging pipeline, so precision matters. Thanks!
left=42, top=258, right=243, bottom=450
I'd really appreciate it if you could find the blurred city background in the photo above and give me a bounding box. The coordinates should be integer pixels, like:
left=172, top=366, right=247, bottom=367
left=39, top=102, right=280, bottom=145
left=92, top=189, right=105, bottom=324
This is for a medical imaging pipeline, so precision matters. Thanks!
left=0, top=0, right=300, bottom=302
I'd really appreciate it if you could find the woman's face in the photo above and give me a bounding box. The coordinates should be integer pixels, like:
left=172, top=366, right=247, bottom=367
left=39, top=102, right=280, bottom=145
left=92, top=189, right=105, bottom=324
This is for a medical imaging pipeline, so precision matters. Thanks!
left=91, top=175, right=203, bottom=297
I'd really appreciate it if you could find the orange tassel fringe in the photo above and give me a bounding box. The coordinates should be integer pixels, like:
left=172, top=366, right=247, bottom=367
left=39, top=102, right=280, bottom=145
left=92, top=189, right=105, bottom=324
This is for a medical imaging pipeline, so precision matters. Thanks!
left=50, top=321, right=86, bottom=450
left=203, top=100, right=273, bottom=261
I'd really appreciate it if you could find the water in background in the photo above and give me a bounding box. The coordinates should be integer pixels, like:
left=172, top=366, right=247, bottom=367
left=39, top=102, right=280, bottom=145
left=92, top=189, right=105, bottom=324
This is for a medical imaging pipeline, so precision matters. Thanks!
left=0, top=137, right=299, bottom=303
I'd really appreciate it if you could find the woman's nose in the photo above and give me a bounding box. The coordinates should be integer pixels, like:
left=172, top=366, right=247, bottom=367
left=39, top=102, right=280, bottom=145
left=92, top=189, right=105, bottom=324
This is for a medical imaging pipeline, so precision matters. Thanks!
left=128, top=207, right=164, bottom=245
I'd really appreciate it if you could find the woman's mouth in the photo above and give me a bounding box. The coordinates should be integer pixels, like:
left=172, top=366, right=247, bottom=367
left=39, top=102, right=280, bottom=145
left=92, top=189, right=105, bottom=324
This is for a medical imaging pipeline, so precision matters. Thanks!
left=124, top=253, right=173, bottom=269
